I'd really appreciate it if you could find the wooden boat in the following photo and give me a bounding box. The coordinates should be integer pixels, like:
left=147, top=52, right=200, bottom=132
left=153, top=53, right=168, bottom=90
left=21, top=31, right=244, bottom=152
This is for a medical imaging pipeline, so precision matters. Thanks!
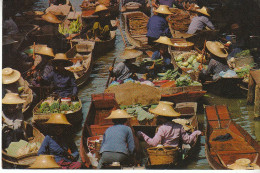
left=80, top=93, right=120, bottom=168
left=65, top=42, right=95, bottom=87
left=205, top=105, right=260, bottom=170
left=2, top=122, right=45, bottom=168
left=123, top=11, right=151, bottom=50
left=122, top=2, right=151, bottom=16
left=19, top=77, right=34, bottom=117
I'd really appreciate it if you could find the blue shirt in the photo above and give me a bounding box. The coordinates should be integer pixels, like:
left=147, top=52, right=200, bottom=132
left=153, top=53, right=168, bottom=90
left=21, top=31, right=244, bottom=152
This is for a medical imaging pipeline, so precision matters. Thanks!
left=42, top=70, right=77, bottom=97
left=100, top=125, right=135, bottom=155
left=38, top=135, right=79, bottom=162
left=158, top=0, right=175, bottom=7
left=187, top=16, right=215, bottom=34
left=152, top=50, right=171, bottom=65
left=147, top=15, right=171, bottom=39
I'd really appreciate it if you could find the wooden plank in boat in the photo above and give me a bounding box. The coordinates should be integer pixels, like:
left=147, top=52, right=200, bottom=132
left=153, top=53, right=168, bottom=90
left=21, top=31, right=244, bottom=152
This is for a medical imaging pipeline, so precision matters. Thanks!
left=216, top=105, right=230, bottom=120
left=205, top=106, right=218, bottom=121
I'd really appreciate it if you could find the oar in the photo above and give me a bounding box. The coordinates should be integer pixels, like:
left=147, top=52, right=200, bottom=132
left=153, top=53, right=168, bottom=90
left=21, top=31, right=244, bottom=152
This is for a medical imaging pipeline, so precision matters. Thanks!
left=105, top=58, right=117, bottom=88
left=33, top=42, right=36, bottom=60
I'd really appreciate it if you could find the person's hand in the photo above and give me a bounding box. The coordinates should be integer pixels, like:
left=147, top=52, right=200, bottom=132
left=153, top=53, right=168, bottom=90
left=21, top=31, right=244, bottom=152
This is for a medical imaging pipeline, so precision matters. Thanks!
left=109, top=66, right=113, bottom=72
left=137, top=131, right=143, bottom=138
left=194, top=130, right=202, bottom=136
left=149, top=61, right=155, bottom=70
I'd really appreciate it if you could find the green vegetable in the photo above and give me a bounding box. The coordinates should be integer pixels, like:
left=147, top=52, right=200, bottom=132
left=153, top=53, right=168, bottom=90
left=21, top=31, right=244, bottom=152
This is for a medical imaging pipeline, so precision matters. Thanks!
left=50, top=101, right=60, bottom=113
left=73, top=102, right=81, bottom=110
left=187, top=55, right=195, bottom=64
left=160, top=68, right=180, bottom=80
left=176, top=55, right=184, bottom=62
left=176, top=75, right=192, bottom=87
left=58, top=17, right=82, bottom=35
left=190, top=81, right=202, bottom=86
left=235, top=49, right=250, bottom=57
left=60, top=103, right=70, bottom=111
left=182, top=62, right=189, bottom=67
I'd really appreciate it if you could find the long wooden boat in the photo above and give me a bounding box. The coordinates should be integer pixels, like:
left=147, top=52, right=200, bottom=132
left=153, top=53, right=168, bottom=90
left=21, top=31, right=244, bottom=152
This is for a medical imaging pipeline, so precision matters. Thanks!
left=122, top=3, right=151, bottom=16
left=80, top=93, right=120, bottom=168
left=123, top=11, right=151, bottom=50
left=65, top=42, right=95, bottom=87
left=2, top=122, right=45, bottom=168
left=19, top=77, right=34, bottom=117
left=205, top=105, right=260, bottom=170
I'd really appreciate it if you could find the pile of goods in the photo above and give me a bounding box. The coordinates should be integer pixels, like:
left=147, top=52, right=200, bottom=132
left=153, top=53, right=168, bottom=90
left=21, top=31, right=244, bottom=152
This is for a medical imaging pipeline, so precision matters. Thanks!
left=65, top=55, right=85, bottom=72
left=168, top=8, right=191, bottom=32
left=6, top=140, right=41, bottom=157
left=125, top=105, right=155, bottom=121
left=158, top=69, right=180, bottom=80
left=175, top=51, right=207, bottom=70
left=234, top=65, right=253, bottom=83
left=58, top=17, right=82, bottom=35
left=36, top=97, right=81, bottom=114
left=235, top=49, right=251, bottom=58
left=175, top=74, right=202, bottom=87
left=129, top=15, right=148, bottom=35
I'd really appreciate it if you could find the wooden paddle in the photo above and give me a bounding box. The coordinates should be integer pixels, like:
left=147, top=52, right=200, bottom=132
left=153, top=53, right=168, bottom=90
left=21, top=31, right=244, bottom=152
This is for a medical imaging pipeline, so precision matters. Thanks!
left=105, top=58, right=117, bottom=88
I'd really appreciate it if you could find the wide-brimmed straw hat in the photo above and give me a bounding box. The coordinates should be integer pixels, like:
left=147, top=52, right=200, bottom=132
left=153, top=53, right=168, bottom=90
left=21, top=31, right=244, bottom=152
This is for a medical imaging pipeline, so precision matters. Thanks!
left=206, top=41, right=228, bottom=58
left=149, top=101, right=180, bottom=117
left=52, top=53, right=73, bottom=67
left=154, top=5, right=172, bottom=15
left=119, top=49, right=143, bottom=59
left=227, top=158, right=258, bottom=170
left=36, top=47, right=55, bottom=57
left=45, top=113, right=72, bottom=125
left=154, top=36, right=174, bottom=46
left=2, top=93, right=26, bottom=104
left=41, top=12, right=62, bottom=24
left=105, top=109, right=134, bottom=119
left=2, top=68, right=21, bottom=84
left=95, top=4, right=108, bottom=13
left=196, top=6, right=210, bottom=16
left=29, top=155, right=61, bottom=169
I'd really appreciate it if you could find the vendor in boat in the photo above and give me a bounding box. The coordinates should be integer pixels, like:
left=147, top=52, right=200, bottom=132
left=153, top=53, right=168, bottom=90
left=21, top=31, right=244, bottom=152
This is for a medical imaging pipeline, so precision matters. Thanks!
left=199, top=41, right=230, bottom=82
left=187, top=6, right=215, bottom=34
left=152, top=0, right=175, bottom=8
left=147, top=5, right=172, bottom=45
left=38, top=113, right=81, bottom=169
left=2, top=68, right=21, bottom=95
left=98, top=109, right=135, bottom=169
left=109, top=49, right=143, bottom=82
left=2, top=93, right=26, bottom=149
left=137, top=101, right=201, bottom=147
left=41, top=53, right=77, bottom=99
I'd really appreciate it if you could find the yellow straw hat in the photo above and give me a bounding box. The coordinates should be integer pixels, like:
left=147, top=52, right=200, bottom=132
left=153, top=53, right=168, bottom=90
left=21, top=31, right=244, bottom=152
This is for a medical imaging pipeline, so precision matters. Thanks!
left=227, top=158, right=258, bottom=170
left=29, top=155, right=61, bottom=169
left=2, top=93, right=26, bottom=104
left=45, top=113, right=72, bottom=125
left=95, top=4, right=108, bottom=13
left=206, top=41, right=228, bottom=58
left=149, top=101, right=180, bottom=117
left=52, top=53, right=73, bottom=67
left=105, top=109, right=134, bottom=119
left=196, top=6, right=210, bottom=16
left=154, top=5, right=172, bottom=15
left=41, top=12, right=62, bottom=24
left=2, top=68, right=21, bottom=84
left=154, top=36, right=174, bottom=46
left=36, top=47, right=55, bottom=57
left=119, top=49, right=143, bottom=59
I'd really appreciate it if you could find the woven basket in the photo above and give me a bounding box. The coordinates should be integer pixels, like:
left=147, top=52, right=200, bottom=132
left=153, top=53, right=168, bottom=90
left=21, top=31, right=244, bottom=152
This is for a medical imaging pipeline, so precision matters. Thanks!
left=147, top=146, right=179, bottom=165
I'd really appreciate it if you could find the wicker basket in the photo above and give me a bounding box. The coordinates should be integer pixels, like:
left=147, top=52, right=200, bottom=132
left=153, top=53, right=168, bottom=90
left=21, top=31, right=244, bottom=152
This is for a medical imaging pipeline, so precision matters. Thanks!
left=147, top=146, right=179, bottom=165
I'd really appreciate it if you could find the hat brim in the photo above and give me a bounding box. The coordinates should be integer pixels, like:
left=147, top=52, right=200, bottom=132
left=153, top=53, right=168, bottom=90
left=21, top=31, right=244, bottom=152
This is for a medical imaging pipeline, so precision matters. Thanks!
left=154, top=10, right=172, bottom=15
left=2, top=70, right=21, bottom=84
left=149, top=108, right=180, bottom=117
left=196, top=10, right=210, bottom=16
left=206, top=42, right=228, bottom=58
left=119, top=51, right=143, bottom=59
left=105, top=115, right=134, bottom=119
left=94, top=9, right=109, bottom=14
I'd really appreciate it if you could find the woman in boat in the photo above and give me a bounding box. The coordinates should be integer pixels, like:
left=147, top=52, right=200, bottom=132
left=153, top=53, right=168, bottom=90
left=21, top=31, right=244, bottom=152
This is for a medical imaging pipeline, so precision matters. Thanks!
left=41, top=53, right=77, bottom=98
left=38, top=113, right=81, bottom=169
left=2, top=93, right=26, bottom=149
left=2, top=68, right=21, bottom=95
left=109, top=49, right=143, bottom=82
left=98, top=109, right=135, bottom=169
left=152, top=0, right=175, bottom=8
left=147, top=5, right=172, bottom=45
left=199, top=41, right=230, bottom=82
left=137, top=101, right=201, bottom=147
left=187, top=6, right=215, bottom=34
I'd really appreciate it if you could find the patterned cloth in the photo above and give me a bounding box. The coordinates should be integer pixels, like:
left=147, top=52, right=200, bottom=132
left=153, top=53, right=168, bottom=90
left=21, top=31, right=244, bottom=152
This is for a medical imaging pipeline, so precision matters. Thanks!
left=187, top=16, right=215, bottom=34
left=112, top=62, right=139, bottom=81
left=147, top=15, right=171, bottom=39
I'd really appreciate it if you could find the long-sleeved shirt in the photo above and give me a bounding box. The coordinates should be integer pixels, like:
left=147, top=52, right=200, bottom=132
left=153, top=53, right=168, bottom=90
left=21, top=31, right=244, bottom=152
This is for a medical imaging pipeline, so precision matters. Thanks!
left=38, top=135, right=79, bottom=162
left=201, top=58, right=230, bottom=80
left=140, top=122, right=199, bottom=147
left=42, top=70, right=77, bottom=97
left=147, top=15, right=171, bottom=39
left=157, top=0, right=175, bottom=7
left=112, top=62, right=139, bottom=81
left=100, top=124, right=135, bottom=155
left=187, top=16, right=215, bottom=34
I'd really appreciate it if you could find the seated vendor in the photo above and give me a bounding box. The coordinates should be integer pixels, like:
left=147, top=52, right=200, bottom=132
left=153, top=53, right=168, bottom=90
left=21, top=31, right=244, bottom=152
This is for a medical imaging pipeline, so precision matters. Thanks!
left=38, top=113, right=81, bottom=169
left=109, top=49, right=143, bottom=82
left=199, top=41, right=230, bottom=82
left=41, top=53, right=77, bottom=98
left=152, top=0, right=175, bottom=8
left=137, top=101, right=201, bottom=147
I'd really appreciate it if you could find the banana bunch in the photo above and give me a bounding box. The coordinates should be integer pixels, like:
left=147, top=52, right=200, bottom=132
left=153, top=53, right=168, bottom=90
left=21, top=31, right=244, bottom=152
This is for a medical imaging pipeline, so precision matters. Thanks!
left=196, top=53, right=207, bottom=64
left=58, top=17, right=82, bottom=35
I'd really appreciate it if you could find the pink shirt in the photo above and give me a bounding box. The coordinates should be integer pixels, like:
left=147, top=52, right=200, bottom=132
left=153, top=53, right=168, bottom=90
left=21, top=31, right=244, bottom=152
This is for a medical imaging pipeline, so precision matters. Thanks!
left=140, top=122, right=199, bottom=147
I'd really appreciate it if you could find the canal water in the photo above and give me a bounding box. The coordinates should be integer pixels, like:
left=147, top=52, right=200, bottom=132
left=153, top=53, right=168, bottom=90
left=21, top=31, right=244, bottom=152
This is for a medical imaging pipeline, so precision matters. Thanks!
left=30, top=0, right=260, bottom=169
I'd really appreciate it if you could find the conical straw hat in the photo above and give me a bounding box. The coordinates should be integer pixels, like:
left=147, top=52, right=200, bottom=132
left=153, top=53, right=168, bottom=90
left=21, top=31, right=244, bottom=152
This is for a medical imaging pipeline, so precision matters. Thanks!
left=154, top=5, right=172, bottom=15
left=105, top=109, right=134, bottom=119
left=29, top=155, right=61, bottom=169
left=41, top=12, right=62, bottom=24
left=95, top=4, right=108, bottom=13
left=206, top=41, right=228, bottom=58
left=36, top=47, right=55, bottom=57
left=235, top=158, right=251, bottom=166
left=227, top=158, right=252, bottom=170
left=45, top=113, right=72, bottom=125
left=52, top=53, right=73, bottom=67
left=2, top=93, right=26, bottom=104
left=154, top=36, right=174, bottom=46
left=196, top=6, right=210, bottom=16
left=149, top=101, right=180, bottom=117
left=2, top=68, right=21, bottom=84
left=119, top=49, right=143, bottom=59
